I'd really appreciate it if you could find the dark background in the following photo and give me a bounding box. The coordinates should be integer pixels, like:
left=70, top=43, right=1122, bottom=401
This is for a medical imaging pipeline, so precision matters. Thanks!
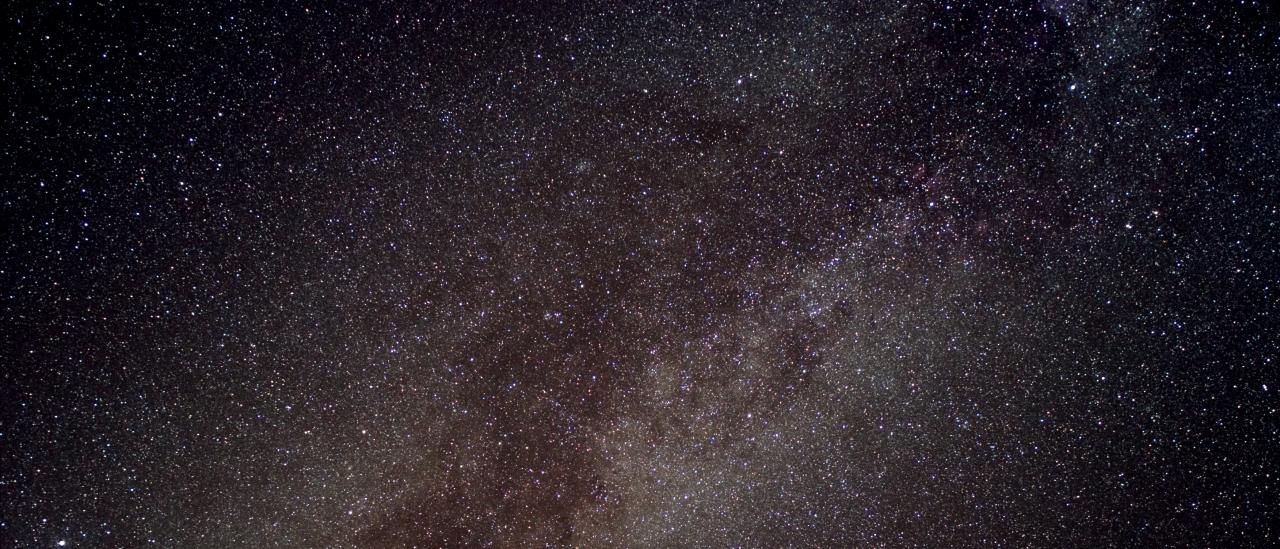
left=2, top=1, right=1277, bottom=546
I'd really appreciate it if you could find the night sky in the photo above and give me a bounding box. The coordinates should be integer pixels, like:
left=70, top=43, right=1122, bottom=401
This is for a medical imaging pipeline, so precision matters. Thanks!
left=3, top=1, right=1278, bottom=547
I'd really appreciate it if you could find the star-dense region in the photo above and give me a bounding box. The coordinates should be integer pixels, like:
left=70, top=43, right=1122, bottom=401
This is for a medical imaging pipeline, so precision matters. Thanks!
left=2, top=0, right=1278, bottom=546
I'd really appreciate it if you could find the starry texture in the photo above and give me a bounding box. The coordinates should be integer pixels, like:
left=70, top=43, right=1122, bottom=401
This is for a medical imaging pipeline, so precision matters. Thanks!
left=2, top=1, right=1278, bottom=547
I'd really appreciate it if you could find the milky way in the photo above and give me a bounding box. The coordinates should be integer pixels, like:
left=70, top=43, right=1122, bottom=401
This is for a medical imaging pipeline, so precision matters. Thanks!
left=3, top=1, right=1278, bottom=547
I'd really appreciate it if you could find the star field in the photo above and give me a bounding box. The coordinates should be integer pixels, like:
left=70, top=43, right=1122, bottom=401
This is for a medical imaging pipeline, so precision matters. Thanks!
left=2, top=1, right=1278, bottom=547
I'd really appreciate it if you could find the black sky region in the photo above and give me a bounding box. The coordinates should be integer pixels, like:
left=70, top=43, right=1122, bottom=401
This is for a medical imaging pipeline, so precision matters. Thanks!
left=2, top=1, right=1279, bottom=547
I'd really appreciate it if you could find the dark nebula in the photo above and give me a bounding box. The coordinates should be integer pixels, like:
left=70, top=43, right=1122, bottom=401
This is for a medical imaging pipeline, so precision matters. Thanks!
left=3, top=1, right=1278, bottom=547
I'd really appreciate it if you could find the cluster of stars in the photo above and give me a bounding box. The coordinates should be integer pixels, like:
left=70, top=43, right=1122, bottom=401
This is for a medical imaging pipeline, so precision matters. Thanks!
left=3, top=0, right=1277, bottom=547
